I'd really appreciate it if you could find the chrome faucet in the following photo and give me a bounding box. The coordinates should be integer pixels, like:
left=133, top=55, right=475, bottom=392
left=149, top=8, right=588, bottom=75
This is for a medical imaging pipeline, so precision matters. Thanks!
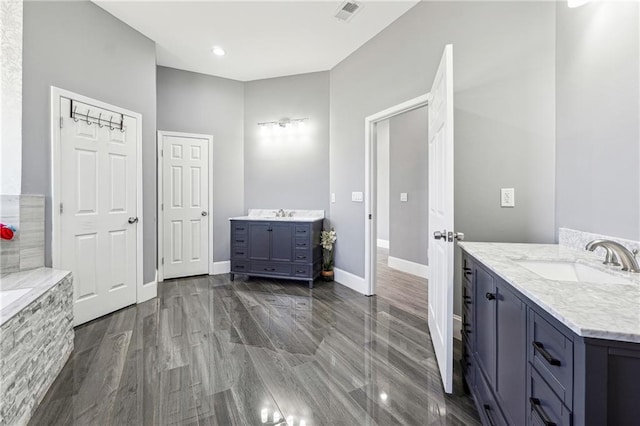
left=274, top=209, right=285, bottom=217
left=585, top=239, right=640, bottom=273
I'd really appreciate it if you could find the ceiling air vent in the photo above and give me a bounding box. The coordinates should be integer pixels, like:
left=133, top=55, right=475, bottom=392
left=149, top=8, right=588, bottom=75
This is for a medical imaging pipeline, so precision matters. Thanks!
left=335, top=1, right=363, bottom=22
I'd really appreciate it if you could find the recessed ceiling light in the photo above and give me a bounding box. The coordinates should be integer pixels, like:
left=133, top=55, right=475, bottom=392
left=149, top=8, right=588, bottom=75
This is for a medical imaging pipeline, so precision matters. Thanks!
left=212, top=46, right=225, bottom=56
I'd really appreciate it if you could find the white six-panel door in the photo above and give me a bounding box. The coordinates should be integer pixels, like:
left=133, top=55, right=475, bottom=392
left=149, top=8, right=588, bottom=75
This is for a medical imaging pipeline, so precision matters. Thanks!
left=161, top=134, right=209, bottom=279
left=59, top=97, right=138, bottom=326
left=428, top=44, right=455, bottom=394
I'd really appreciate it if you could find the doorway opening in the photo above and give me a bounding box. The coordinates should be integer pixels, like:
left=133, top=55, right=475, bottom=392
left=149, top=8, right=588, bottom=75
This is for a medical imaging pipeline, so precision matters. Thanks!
left=363, top=94, right=429, bottom=296
left=374, top=106, right=430, bottom=320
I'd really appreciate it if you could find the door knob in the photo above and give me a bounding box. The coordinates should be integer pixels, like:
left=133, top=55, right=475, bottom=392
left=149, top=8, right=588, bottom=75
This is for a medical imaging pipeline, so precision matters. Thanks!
left=128, top=217, right=138, bottom=224
left=447, top=231, right=465, bottom=242
left=434, top=230, right=447, bottom=240
left=201, top=211, right=208, bottom=217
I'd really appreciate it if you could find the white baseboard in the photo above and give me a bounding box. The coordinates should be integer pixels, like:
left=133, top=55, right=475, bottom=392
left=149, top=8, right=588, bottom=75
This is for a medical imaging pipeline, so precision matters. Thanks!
left=138, top=270, right=157, bottom=303
left=333, top=267, right=369, bottom=295
left=387, top=256, right=429, bottom=279
left=377, top=239, right=389, bottom=249
left=212, top=260, right=231, bottom=275
left=453, top=314, right=462, bottom=341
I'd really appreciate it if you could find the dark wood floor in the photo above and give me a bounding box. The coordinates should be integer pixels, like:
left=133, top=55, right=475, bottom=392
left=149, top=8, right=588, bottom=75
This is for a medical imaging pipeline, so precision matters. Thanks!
left=30, top=271, right=479, bottom=425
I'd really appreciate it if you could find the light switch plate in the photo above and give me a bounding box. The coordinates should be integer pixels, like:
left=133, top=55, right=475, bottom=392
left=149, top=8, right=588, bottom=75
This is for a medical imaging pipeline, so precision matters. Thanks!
left=352, top=191, right=363, bottom=202
left=331, top=193, right=336, bottom=203
left=400, top=192, right=408, bottom=202
left=501, top=188, right=515, bottom=207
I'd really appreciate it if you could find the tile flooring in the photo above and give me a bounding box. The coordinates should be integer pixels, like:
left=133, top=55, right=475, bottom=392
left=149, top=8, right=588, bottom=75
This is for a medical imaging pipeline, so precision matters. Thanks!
left=29, top=266, right=479, bottom=425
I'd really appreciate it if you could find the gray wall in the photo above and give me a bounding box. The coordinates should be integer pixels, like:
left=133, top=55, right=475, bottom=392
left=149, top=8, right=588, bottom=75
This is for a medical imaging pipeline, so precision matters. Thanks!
left=556, top=1, right=640, bottom=241
left=329, top=1, right=556, bottom=314
left=376, top=120, right=390, bottom=242
left=244, top=72, right=330, bottom=213
left=22, top=1, right=157, bottom=282
left=156, top=66, right=245, bottom=262
left=388, top=107, right=429, bottom=265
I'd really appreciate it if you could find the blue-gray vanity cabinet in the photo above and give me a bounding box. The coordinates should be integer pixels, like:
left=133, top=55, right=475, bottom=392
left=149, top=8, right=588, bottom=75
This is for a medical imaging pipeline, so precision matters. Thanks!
left=231, top=219, right=323, bottom=288
left=469, top=259, right=526, bottom=426
left=462, top=249, right=640, bottom=426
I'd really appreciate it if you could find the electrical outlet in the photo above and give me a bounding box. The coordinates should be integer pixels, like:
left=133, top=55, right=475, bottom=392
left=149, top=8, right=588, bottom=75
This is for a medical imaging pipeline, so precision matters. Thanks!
left=351, top=192, right=363, bottom=202
left=400, top=193, right=408, bottom=202
left=501, top=188, right=515, bottom=207
left=331, top=193, right=336, bottom=203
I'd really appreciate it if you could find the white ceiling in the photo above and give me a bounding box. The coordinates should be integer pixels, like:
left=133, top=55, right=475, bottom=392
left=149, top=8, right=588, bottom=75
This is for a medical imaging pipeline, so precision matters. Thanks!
left=93, top=1, right=420, bottom=81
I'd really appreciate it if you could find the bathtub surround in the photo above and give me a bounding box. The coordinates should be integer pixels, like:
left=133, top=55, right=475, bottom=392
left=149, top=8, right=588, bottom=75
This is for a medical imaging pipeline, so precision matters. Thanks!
left=0, top=269, right=73, bottom=425
left=0, top=195, right=45, bottom=275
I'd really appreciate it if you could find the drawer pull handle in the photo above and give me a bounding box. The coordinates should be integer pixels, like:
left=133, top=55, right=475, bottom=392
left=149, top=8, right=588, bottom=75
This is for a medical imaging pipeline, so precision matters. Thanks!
left=482, top=404, right=497, bottom=426
left=297, top=255, right=306, bottom=259
left=296, top=243, right=306, bottom=247
left=532, top=341, right=561, bottom=366
left=485, top=292, right=496, bottom=300
left=236, top=227, right=245, bottom=231
left=236, top=239, right=245, bottom=243
left=236, top=251, right=244, bottom=255
left=530, top=398, right=557, bottom=426
left=237, top=265, right=245, bottom=269
left=296, top=270, right=305, bottom=273
left=264, top=268, right=276, bottom=272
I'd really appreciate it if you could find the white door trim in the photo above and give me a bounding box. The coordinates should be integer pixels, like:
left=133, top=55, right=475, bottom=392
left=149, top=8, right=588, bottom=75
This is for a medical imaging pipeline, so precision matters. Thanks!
left=364, top=94, right=430, bottom=295
left=50, top=87, right=146, bottom=303
left=157, top=130, right=214, bottom=282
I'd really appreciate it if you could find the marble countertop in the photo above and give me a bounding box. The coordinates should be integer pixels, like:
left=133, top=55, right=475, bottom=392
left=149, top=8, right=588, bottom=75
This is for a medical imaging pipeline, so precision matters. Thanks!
left=230, top=209, right=324, bottom=223
left=0, top=267, right=71, bottom=326
left=458, top=242, right=640, bottom=343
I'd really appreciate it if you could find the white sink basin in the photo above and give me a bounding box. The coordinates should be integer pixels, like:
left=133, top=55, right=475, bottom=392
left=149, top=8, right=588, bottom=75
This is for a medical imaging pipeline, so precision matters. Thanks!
left=514, top=260, right=633, bottom=285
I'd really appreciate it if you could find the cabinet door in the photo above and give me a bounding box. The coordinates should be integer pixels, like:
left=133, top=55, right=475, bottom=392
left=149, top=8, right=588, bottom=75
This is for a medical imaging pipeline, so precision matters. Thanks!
left=270, top=223, right=292, bottom=262
left=475, top=265, right=496, bottom=385
left=495, top=281, right=527, bottom=426
left=248, top=222, right=270, bottom=261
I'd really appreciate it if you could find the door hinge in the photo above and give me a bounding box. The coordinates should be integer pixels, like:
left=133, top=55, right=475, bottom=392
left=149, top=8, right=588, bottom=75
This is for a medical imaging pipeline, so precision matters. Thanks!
left=368, top=214, right=372, bottom=220
left=160, top=149, right=163, bottom=157
left=59, top=117, right=64, bottom=128
left=161, top=203, right=163, bottom=211
left=161, top=257, right=164, bottom=265
left=59, top=203, right=63, bottom=214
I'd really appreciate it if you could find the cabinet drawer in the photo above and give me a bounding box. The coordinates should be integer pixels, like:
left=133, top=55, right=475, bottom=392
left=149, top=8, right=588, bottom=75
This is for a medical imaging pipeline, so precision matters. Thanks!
left=529, top=367, right=572, bottom=426
left=232, top=235, right=248, bottom=247
left=463, top=255, right=473, bottom=284
left=251, top=261, right=291, bottom=276
left=294, top=238, right=310, bottom=250
left=293, top=250, right=312, bottom=263
left=463, top=281, right=473, bottom=308
left=529, top=311, right=573, bottom=407
left=231, top=261, right=249, bottom=273
left=232, top=247, right=248, bottom=259
left=292, top=264, right=312, bottom=278
left=232, top=223, right=248, bottom=234
left=294, top=224, right=311, bottom=238
left=462, top=309, right=473, bottom=343
left=476, top=368, right=508, bottom=426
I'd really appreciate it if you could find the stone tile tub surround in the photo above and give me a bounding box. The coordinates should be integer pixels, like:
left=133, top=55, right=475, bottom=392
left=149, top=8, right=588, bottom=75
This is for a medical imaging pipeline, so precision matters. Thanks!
left=458, top=242, right=640, bottom=343
left=0, top=194, right=45, bottom=275
left=0, top=268, right=73, bottom=425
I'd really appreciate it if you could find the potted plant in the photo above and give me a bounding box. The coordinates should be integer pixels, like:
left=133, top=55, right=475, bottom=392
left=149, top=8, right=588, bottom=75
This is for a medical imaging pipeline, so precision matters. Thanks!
left=320, top=228, right=337, bottom=281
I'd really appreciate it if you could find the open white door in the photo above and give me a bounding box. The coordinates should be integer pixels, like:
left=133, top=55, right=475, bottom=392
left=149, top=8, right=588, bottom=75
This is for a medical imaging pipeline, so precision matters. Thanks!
left=428, top=44, right=460, bottom=394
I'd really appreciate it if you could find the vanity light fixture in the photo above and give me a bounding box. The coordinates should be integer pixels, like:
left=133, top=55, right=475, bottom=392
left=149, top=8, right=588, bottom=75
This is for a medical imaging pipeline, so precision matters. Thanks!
left=568, top=0, right=590, bottom=8
left=258, top=117, right=309, bottom=128
left=211, top=46, right=226, bottom=56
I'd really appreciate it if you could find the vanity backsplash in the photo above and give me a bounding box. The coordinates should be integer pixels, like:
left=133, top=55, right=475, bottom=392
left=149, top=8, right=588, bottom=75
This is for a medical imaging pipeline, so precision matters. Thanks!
left=559, top=227, right=639, bottom=254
